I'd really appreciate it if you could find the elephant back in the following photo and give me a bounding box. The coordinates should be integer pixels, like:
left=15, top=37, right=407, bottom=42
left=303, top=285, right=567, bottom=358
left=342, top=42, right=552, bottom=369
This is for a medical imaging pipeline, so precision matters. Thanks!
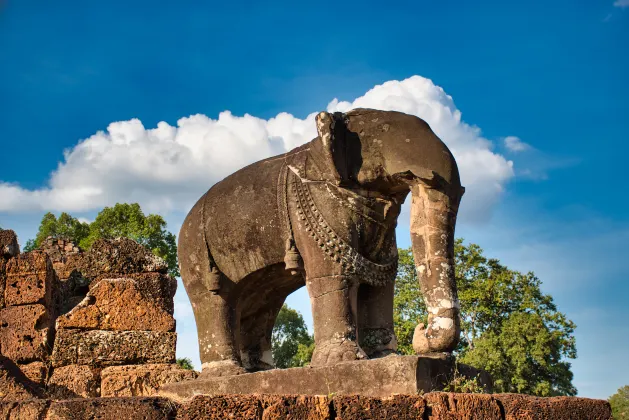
left=201, top=154, right=290, bottom=282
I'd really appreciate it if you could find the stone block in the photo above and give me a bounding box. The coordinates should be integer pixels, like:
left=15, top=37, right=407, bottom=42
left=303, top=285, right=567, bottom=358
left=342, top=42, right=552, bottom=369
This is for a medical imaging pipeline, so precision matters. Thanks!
left=333, top=395, right=424, bottom=420
left=0, top=356, right=44, bottom=401
left=424, top=392, right=502, bottom=419
left=495, top=393, right=612, bottom=420
left=159, top=355, right=488, bottom=400
left=51, top=329, right=176, bottom=367
left=47, top=397, right=177, bottom=419
left=4, top=251, right=55, bottom=307
left=77, top=238, right=168, bottom=279
left=0, top=399, right=48, bottom=420
left=101, top=363, right=197, bottom=397
left=48, top=365, right=101, bottom=399
left=261, top=395, right=331, bottom=420
left=0, top=304, right=53, bottom=363
left=0, top=258, right=6, bottom=309
left=176, top=395, right=262, bottom=419
left=56, top=274, right=176, bottom=332
left=0, top=230, right=19, bottom=258
left=51, top=253, right=84, bottom=281
left=19, top=362, right=47, bottom=386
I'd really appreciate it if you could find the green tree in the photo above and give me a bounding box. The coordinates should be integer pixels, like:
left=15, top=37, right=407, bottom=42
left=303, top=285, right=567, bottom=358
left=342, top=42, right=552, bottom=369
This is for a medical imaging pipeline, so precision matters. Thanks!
left=23, top=212, right=90, bottom=252
left=610, top=385, right=629, bottom=420
left=176, top=357, right=195, bottom=371
left=24, top=203, right=179, bottom=277
left=394, top=239, right=577, bottom=396
left=272, top=304, right=314, bottom=368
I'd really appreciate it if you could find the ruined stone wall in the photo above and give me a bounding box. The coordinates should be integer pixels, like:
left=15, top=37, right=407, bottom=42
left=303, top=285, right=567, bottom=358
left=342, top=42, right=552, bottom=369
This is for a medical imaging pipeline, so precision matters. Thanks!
left=0, top=393, right=613, bottom=419
left=0, top=230, right=613, bottom=419
left=0, top=231, right=195, bottom=401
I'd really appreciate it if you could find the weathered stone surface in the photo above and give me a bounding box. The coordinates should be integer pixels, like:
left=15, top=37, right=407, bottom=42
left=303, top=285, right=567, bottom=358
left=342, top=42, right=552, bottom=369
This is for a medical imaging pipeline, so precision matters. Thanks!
left=0, top=258, right=6, bottom=310
left=101, top=364, right=197, bottom=397
left=261, top=395, right=331, bottom=420
left=0, top=304, right=53, bottom=363
left=0, top=230, right=19, bottom=258
left=333, top=395, right=424, bottom=420
left=159, top=355, right=488, bottom=400
left=178, top=109, right=466, bottom=374
left=51, top=329, right=176, bottom=367
left=4, top=251, right=55, bottom=307
left=47, top=397, right=176, bottom=419
left=56, top=274, right=176, bottom=331
left=496, top=393, right=612, bottom=420
left=424, top=392, right=502, bottom=419
left=48, top=365, right=100, bottom=399
left=0, top=399, right=48, bottom=420
left=77, top=238, right=168, bottom=279
left=0, top=356, right=44, bottom=401
left=19, top=362, right=47, bottom=386
left=176, top=395, right=261, bottom=419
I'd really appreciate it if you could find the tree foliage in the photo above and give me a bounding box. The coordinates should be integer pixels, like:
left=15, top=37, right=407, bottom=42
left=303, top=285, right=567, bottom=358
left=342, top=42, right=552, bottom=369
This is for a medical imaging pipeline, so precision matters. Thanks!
left=609, top=385, right=629, bottom=420
left=24, top=203, right=179, bottom=277
left=394, top=239, right=577, bottom=396
left=176, top=357, right=195, bottom=371
left=271, top=304, right=314, bottom=368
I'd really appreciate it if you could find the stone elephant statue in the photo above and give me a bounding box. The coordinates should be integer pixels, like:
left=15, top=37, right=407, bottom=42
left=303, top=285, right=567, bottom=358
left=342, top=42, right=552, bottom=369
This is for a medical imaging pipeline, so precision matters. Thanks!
left=178, top=108, right=465, bottom=377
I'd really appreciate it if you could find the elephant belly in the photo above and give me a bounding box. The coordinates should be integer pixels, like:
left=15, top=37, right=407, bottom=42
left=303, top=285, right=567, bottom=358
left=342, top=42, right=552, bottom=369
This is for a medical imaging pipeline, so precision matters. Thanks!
left=202, top=156, right=288, bottom=283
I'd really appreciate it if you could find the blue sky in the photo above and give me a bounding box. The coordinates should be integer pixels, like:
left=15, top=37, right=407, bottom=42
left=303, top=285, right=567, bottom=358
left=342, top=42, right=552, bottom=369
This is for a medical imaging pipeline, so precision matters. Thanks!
left=1, top=0, right=627, bottom=399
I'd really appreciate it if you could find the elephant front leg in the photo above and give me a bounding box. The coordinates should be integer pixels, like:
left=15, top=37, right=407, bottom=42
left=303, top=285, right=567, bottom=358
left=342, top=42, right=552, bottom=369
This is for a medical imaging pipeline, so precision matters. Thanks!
left=307, top=275, right=368, bottom=366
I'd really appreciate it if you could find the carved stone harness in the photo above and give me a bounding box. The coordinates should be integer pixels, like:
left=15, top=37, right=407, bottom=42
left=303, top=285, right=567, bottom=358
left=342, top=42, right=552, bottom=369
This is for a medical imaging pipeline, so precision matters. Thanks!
left=281, top=162, right=398, bottom=286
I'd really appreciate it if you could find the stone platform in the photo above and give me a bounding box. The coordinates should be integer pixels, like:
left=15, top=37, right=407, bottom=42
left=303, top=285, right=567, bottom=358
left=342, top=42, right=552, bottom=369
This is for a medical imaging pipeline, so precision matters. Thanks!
left=159, top=354, right=492, bottom=401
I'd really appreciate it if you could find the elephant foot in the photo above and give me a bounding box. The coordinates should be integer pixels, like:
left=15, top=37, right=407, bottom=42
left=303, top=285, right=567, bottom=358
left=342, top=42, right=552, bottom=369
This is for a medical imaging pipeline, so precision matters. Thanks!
left=310, top=339, right=368, bottom=367
left=412, top=321, right=459, bottom=354
left=199, top=359, right=247, bottom=378
left=244, top=359, right=275, bottom=373
left=359, top=327, right=397, bottom=358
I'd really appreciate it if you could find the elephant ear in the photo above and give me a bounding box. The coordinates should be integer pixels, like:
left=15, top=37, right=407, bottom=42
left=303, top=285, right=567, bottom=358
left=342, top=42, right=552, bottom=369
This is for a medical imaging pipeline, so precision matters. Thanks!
left=315, top=111, right=359, bottom=185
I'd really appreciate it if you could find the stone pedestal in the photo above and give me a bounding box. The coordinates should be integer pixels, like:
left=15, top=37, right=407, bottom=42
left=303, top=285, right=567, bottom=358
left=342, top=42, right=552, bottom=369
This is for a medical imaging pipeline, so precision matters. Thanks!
left=158, top=354, right=491, bottom=401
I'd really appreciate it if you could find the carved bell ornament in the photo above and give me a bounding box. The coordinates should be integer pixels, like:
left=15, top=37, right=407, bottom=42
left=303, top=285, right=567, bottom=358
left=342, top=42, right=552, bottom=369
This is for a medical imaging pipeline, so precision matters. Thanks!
left=284, top=238, right=304, bottom=275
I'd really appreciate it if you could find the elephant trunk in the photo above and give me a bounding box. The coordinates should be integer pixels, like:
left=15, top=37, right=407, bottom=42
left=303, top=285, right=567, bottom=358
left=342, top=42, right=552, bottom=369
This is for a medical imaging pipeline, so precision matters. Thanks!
left=409, top=182, right=461, bottom=353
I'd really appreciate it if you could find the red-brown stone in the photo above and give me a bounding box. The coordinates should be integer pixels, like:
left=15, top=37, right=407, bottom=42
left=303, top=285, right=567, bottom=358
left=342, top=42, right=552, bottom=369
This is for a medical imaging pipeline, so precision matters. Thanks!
left=261, top=395, right=331, bottom=420
left=100, top=364, right=197, bottom=397
left=77, top=238, right=168, bottom=280
left=0, top=258, right=6, bottom=310
left=0, top=356, right=44, bottom=401
left=0, top=230, right=19, bottom=259
left=0, top=304, right=53, bottom=363
left=4, top=251, right=55, bottom=308
left=496, top=393, right=612, bottom=420
left=18, top=362, right=47, bottom=386
left=51, top=329, right=176, bottom=367
left=0, top=399, right=48, bottom=420
left=47, top=397, right=176, bottom=419
left=333, top=395, right=425, bottom=420
left=56, top=274, right=176, bottom=332
left=48, top=365, right=101, bottom=399
left=176, top=395, right=262, bottom=419
left=424, top=392, right=502, bottom=419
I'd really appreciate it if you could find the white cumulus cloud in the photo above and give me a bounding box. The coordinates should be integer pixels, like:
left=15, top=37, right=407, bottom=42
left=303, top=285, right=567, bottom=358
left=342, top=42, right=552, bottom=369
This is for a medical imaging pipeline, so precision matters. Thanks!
left=504, top=136, right=531, bottom=152
left=0, top=75, right=516, bottom=222
left=614, top=0, right=629, bottom=7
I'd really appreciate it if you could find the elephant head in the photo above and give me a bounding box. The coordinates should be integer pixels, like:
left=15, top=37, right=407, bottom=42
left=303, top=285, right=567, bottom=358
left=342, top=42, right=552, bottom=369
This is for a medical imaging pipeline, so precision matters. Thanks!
left=314, top=108, right=465, bottom=354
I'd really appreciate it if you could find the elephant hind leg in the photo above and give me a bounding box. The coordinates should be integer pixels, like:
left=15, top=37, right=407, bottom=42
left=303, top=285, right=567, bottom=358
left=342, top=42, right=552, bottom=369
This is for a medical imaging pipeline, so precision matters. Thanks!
left=178, top=200, right=245, bottom=377
left=357, top=281, right=398, bottom=358
left=239, top=300, right=284, bottom=372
